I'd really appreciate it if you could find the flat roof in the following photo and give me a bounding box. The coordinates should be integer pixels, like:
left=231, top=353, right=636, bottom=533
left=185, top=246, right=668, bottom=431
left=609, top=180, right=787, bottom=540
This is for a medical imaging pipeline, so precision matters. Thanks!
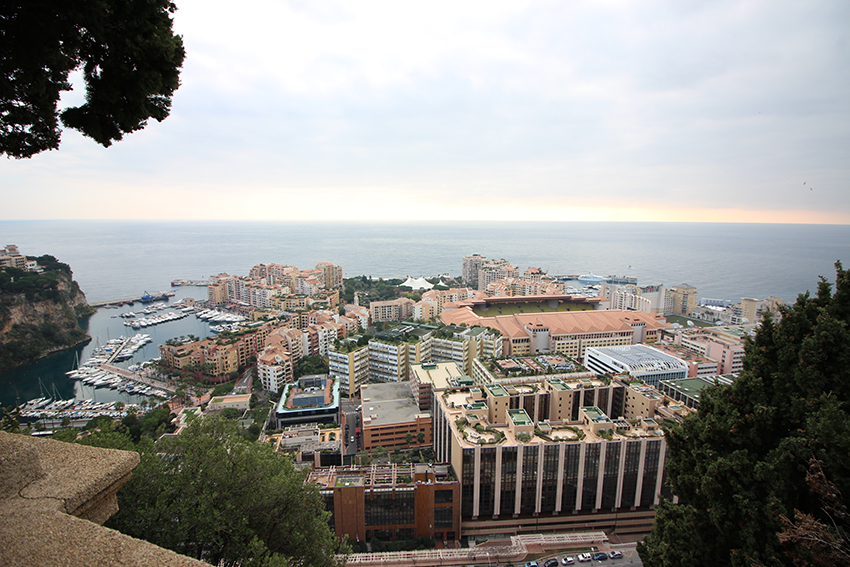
left=361, top=382, right=426, bottom=427
left=659, top=377, right=716, bottom=400
left=410, top=361, right=465, bottom=390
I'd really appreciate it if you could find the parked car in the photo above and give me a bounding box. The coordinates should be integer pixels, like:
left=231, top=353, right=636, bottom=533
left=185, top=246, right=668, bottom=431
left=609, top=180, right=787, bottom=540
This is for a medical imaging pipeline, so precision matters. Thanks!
left=562, top=557, right=575, bottom=565
left=608, top=551, right=623, bottom=559
left=592, top=552, right=608, bottom=561
left=544, top=559, right=559, bottom=567
left=525, top=562, right=539, bottom=567
left=576, top=554, right=592, bottom=563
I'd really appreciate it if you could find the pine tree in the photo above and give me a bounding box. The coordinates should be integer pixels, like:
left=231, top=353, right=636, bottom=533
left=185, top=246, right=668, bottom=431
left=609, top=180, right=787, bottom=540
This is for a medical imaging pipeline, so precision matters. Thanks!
left=638, top=263, right=850, bottom=567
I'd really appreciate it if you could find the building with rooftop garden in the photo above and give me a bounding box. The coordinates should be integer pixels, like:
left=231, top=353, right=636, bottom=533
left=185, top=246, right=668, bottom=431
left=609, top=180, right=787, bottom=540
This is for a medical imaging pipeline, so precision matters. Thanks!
left=309, top=463, right=460, bottom=544
left=658, top=374, right=737, bottom=409
left=431, top=374, right=673, bottom=538
left=409, top=361, right=471, bottom=412
left=274, top=374, right=340, bottom=428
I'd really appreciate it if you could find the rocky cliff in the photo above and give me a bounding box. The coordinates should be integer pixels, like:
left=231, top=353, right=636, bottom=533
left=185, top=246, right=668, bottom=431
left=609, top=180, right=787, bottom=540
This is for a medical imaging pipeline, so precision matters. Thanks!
left=0, top=257, right=93, bottom=372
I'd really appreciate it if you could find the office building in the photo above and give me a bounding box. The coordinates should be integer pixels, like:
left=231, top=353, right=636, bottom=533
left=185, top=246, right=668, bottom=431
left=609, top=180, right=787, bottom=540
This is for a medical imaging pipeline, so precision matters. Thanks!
left=584, top=345, right=688, bottom=387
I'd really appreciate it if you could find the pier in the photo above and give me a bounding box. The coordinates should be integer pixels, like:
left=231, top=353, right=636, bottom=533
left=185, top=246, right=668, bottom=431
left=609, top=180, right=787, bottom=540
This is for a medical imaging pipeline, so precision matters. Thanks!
left=89, top=291, right=175, bottom=308
left=90, top=296, right=144, bottom=307
left=100, top=364, right=178, bottom=394
left=171, top=279, right=209, bottom=286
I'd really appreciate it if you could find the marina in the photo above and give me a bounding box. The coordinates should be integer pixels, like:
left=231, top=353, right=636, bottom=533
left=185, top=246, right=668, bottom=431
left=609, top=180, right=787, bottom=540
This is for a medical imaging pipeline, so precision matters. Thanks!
left=1, top=286, right=213, bottom=410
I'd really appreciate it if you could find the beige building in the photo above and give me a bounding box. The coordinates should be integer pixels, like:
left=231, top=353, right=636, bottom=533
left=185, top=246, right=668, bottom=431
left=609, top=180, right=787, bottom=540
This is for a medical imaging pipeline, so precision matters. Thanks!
left=668, top=284, right=698, bottom=316
left=328, top=343, right=370, bottom=396
left=370, top=297, right=415, bottom=323
left=207, top=394, right=251, bottom=413
left=257, top=345, right=294, bottom=392
left=739, top=296, right=782, bottom=324
left=432, top=374, right=672, bottom=538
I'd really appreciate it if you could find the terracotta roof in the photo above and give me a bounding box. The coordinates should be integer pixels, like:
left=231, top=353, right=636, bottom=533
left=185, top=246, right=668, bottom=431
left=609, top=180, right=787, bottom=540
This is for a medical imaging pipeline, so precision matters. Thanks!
left=442, top=308, right=666, bottom=339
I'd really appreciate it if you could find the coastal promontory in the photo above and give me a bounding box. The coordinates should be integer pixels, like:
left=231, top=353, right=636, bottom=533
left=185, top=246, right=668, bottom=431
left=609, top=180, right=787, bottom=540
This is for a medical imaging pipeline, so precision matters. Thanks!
left=0, top=255, right=93, bottom=372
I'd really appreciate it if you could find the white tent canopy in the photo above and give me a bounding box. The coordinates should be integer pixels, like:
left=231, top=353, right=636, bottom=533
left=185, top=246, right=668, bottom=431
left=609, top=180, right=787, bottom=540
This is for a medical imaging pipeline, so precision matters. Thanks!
left=400, top=276, right=434, bottom=290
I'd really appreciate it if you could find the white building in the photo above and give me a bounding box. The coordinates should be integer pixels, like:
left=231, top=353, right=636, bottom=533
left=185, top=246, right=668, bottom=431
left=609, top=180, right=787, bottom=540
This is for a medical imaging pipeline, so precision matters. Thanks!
left=584, top=344, right=688, bottom=387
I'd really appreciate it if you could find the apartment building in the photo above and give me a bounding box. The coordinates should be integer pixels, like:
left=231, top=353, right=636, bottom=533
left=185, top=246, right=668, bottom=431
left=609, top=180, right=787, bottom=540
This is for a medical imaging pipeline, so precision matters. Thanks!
left=667, top=284, right=698, bottom=316
left=368, top=339, right=410, bottom=383
left=207, top=278, right=228, bottom=305
left=738, top=296, right=783, bottom=324
left=652, top=344, right=720, bottom=378
left=462, top=254, right=486, bottom=287
left=409, top=361, right=469, bottom=412
left=432, top=376, right=670, bottom=537
left=328, top=342, right=370, bottom=396
left=257, top=344, right=294, bottom=392
left=0, top=245, right=28, bottom=269
left=315, top=262, right=343, bottom=289
left=478, top=259, right=515, bottom=291
left=265, top=327, right=307, bottom=363
left=610, top=288, right=653, bottom=314
left=344, top=304, right=370, bottom=329
left=664, top=326, right=749, bottom=375
left=370, top=297, right=415, bottom=323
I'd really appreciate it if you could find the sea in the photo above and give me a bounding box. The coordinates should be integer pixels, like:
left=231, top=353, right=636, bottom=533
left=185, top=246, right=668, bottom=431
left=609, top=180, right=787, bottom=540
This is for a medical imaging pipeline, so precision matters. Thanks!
left=2, top=220, right=849, bottom=408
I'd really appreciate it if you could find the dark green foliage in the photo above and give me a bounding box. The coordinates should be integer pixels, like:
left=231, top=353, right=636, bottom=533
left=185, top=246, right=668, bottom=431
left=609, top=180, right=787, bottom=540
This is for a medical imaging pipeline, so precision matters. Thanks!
left=0, top=0, right=185, bottom=158
left=212, top=381, right=236, bottom=397
left=342, top=277, right=405, bottom=306
left=638, top=263, right=850, bottom=566
left=120, top=407, right=175, bottom=442
left=221, top=407, right=242, bottom=419
left=87, top=416, right=345, bottom=567
left=296, top=355, right=329, bottom=378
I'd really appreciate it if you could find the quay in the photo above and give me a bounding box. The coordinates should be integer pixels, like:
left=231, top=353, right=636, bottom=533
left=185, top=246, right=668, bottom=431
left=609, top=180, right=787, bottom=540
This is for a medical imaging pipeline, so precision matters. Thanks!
left=90, top=296, right=143, bottom=307
left=100, top=363, right=178, bottom=394
left=89, top=290, right=175, bottom=308
left=171, top=279, right=210, bottom=286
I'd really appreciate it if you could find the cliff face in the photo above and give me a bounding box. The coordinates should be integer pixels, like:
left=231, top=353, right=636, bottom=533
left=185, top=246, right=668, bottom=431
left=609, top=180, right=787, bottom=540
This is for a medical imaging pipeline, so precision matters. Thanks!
left=0, top=263, right=93, bottom=372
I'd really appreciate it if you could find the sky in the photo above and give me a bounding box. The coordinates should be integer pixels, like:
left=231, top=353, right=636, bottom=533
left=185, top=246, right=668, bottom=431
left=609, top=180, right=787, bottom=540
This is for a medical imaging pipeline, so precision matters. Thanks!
left=3, top=1, right=849, bottom=223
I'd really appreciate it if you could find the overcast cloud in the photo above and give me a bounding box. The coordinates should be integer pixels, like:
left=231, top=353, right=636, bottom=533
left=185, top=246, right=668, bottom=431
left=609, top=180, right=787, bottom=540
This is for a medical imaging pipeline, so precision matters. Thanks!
left=3, top=0, right=849, bottom=222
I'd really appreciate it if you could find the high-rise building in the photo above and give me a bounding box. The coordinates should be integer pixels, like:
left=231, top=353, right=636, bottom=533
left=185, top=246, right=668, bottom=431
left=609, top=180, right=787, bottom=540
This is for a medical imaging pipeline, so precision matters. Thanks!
left=462, top=254, right=486, bottom=287
left=668, top=284, right=698, bottom=316
left=432, top=376, right=672, bottom=537
left=328, top=342, right=370, bottom=396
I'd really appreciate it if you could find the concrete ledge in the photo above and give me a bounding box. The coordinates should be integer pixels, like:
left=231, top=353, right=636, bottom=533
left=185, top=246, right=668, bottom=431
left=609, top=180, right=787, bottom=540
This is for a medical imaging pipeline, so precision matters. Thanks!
left=0, top=431, right=208, bottom=567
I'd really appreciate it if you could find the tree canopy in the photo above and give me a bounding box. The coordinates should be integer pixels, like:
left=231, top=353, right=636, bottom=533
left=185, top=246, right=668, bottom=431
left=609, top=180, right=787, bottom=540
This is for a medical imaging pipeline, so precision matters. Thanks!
left=85, top=416, right=345, bottom=567
left=0, top=0, right=185, bottom=158
left=638, top=263, right=850, bottom=566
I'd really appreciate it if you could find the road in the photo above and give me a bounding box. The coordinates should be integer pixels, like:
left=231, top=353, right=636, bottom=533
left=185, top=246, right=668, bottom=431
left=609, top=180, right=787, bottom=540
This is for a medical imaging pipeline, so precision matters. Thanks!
left=527, top=543, right=642, bottom=567
left=339, top=399, right=361, bottom=455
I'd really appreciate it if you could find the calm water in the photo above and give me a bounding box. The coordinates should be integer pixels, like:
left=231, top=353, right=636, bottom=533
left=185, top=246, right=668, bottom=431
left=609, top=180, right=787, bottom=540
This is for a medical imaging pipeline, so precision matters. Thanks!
left=1, top=220, right=849, bottom=407
left=2, top=220, right=848, bottom=303
left=1, top=287, right=210, bottom=408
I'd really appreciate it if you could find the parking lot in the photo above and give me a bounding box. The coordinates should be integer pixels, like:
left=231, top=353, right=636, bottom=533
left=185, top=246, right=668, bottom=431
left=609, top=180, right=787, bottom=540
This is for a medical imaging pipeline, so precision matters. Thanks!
left=516, top=544, right=641, bottom=567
